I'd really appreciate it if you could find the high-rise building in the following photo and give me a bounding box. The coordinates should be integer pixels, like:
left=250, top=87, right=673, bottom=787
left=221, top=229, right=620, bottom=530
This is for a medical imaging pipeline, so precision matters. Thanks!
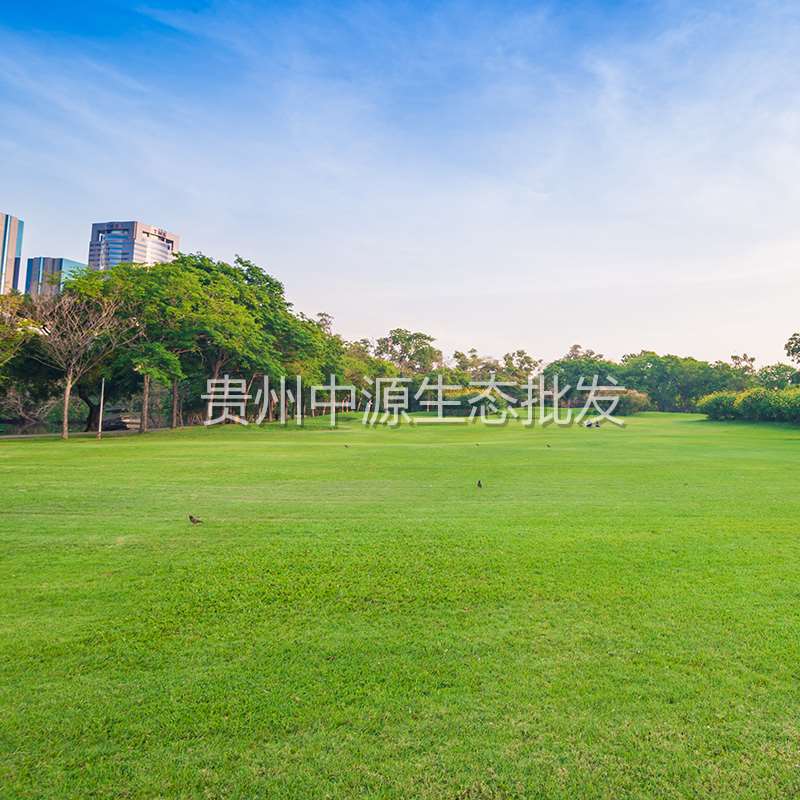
left=0, top=212, right=24, bottom=294
left=25, top=257, right=86, bottom=297
left=88, top=221, right=180, bottom=270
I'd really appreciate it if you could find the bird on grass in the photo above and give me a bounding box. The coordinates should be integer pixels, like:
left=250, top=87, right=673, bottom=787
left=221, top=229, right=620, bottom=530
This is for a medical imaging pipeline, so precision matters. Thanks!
left=477, top=480, right=483, bottom=489
left=546, top=444, right=551, bottom=448
left=188, top=515, right=203, bottom=525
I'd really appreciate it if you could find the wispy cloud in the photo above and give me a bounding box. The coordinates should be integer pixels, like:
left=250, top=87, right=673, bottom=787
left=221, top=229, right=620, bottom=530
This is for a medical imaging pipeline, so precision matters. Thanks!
left=1, top=1, right=799, bottom=362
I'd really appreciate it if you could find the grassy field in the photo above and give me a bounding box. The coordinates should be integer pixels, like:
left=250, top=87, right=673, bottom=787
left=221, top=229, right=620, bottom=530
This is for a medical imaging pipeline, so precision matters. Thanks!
left=1, top=413, right=799, bottom=799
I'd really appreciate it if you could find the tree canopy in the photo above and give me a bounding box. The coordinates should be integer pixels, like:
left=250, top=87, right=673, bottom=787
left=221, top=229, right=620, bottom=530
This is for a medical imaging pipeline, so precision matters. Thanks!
left=1, top=256, right=797, bottom=433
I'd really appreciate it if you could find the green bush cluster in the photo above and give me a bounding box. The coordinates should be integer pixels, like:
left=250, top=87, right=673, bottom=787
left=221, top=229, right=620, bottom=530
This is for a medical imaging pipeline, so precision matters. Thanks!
left=433, top=387, right=651, bottom=418
left=698, top=387, right=800, bottom=422
left=440, top=387, right=509, bottom=417
left=612, top=389, right=652, bottom=416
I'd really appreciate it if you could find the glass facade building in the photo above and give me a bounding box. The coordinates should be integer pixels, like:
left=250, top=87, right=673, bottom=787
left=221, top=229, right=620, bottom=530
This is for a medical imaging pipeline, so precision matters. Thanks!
left=0, top=212, right=24, bottom=294
left=88, top=221, right=180, bottom=270
left=25, top=257, right=86, bottom=297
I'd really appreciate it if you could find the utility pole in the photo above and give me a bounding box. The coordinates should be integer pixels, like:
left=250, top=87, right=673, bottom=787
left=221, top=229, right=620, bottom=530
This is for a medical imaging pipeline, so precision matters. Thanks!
left=97, top=378, right=106, bottom=440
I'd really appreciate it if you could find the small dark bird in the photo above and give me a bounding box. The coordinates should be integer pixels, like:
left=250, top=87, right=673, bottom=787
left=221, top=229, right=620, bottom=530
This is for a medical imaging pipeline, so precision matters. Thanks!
left=477, top=480, right=483, bottom=488
left=188, top=515, right=203, bottom=525
left=546, top=444, right=551, bottom=448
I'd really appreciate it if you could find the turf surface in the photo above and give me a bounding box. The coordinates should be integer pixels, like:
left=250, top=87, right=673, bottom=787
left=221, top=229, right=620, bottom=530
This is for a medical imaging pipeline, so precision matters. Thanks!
left=1, top=413, right=799, bottom=799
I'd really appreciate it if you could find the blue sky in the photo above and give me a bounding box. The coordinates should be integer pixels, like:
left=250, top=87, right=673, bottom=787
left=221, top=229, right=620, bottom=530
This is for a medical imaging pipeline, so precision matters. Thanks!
left=2, top=1, right=799, bottom=363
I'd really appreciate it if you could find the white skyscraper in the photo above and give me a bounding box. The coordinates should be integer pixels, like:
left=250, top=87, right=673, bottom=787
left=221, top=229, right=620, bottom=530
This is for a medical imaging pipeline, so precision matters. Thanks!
left=88, top=221, right=180, bottom=270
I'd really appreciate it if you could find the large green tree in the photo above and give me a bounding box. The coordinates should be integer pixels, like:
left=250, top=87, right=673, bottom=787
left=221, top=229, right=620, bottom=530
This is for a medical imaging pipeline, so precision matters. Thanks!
left=619, top=352, right=752, bottom=411
left=544, top=346, right=621, bottom=405
left=756, top=363, right=798, bottom=389
left=375, top=329, right=442, bottom=375
left=339, top=338, right=397, bottom=410
left=69, top=261, right=207, bottom=430
left=786, top=333, right=800, bottom=366
left=0, top=295, right=31, bottom=379
left=68, top=255, right=303, bottom=427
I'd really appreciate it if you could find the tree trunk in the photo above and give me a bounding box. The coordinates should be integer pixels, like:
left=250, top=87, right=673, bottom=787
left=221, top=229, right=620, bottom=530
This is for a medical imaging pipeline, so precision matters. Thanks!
left=207, top=358, right=223, bottom=422
left=140, top=374, right=150, bottom=433
left=171, top=379, right=179, bottom=428
left=78, top=387, right=100, bottom=432
left=84, top=399, right=100, bottom=432
left=62, top=371, right=73, bottom=440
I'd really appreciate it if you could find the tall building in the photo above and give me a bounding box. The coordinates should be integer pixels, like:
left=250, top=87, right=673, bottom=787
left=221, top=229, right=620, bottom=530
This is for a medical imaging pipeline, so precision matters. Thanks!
left=0, top=212, right=24, bottom=294
left=25, top=257, right=86, bottom=297
left=88, top=221, right=180, bottom=270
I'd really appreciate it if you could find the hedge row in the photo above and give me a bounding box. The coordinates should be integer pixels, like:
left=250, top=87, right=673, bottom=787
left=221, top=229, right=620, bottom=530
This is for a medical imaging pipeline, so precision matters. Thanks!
left=697, top=387, right=800, bottom=422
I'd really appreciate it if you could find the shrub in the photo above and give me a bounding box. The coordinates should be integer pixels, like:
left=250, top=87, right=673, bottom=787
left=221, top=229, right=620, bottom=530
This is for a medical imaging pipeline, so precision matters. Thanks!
left=776, top=387, right=800, bottom=423
left=441, top=387, right=509, bottom=417
left=612, top=389, right=651, bottom=416
left=733, top=388, right=780, bottom=421
left=698, top=387, right=800, bottom=424
left=697, top=391, right=739, bottom=420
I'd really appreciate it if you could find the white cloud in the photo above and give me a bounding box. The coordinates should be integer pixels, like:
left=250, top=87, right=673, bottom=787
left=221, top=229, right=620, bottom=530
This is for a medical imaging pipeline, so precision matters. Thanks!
left=1, top=1, right=799, bottom=363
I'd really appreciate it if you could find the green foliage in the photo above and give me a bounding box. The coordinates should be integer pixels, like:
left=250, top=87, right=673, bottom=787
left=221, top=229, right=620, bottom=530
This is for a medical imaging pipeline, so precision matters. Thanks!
left=613, top=389, right=651, bottom=416
left=757, top=363, right=799, bottom=389
left=698, top=386, right=800, bottom=423
left=733, top=388, right=779, bottom=421
left=1, top=257, right=792, bottom=431
left=778, top=387, right=800, bottom=421
left=697, top=391, right=739, bottom=420
left=785, top=332, right=800, bottom=365
left=57, top=254, right=347, bottom=422
left=451, top=348, right=502, bottom=382
left=543, top=349, right=621, bottom=404
left=620, top=351, right=752, bottom=411
left=450, top=348, right=541, bottom=385
left=501, top=350, right=542, bottom=383
left=341, top=339, right=397, bottom=397
left=0, top=294, right=32, bottom=379
left=437, top=386, right=509, bottom=416
left=131, top=342, right=183, bottom=385
left=375, top=329, right=442, bottom=374
left=729, top=353, right=756, bottom=375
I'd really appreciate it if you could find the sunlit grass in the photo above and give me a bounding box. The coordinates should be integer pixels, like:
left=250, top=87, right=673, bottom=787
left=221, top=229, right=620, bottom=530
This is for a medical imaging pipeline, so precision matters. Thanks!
left=1, top=413, right=799, bottom=798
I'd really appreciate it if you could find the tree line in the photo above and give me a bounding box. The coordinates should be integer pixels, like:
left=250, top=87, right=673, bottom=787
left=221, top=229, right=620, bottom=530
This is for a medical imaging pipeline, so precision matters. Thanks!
left=1, top=254, right=798, bottom=437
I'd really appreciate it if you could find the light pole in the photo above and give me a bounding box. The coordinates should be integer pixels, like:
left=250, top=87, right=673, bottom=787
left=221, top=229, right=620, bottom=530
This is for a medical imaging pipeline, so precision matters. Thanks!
left=97, top=377, right=105, bottom=440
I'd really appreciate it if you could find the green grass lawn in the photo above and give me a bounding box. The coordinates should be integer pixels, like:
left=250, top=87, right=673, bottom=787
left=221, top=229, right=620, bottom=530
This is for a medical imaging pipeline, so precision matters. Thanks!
left=2, top=413, right=799, bottom=799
